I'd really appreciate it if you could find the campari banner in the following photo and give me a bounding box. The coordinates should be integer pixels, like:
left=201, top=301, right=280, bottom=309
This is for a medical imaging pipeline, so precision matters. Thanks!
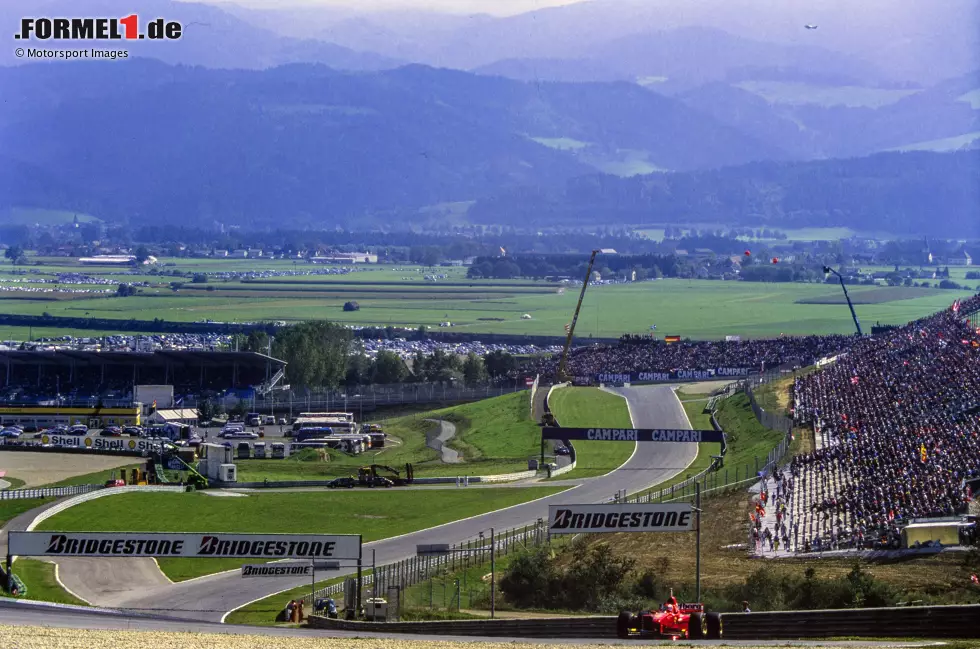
left=576, top=367, right=756, bottom=385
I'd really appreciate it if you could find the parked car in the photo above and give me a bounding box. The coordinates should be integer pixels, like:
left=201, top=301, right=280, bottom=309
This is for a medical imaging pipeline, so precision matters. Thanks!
left=67, top=425, right=88, bottom=436
left=123, top=426, right=142, bottom=436
left=221, top=430, right=259, bottom=439
left=0, top=427, right=22, bottom=438
left=101, top=426, right=123, bottom=437
left=327, top=477, right=357, bottom=489
left=278, top=417, right=288, bottom=425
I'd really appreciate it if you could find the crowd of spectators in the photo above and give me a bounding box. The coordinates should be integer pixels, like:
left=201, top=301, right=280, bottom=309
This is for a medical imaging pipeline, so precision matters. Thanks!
left=790, top=295, right=980, bottom=551
left=544, top=334, right=858, bottom=378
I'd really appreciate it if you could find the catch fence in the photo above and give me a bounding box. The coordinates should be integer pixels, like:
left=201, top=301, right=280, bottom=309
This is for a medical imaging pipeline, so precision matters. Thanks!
left=306, top=520, right=550, bottom=616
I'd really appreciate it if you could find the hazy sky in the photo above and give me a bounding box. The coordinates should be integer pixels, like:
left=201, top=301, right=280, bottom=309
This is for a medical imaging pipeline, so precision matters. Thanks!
left=215, top=0, right=587, bottom=15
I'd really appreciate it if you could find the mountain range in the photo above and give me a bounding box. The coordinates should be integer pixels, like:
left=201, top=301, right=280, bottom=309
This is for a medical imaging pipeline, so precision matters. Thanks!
left=0, top=0, right=977, bottom=235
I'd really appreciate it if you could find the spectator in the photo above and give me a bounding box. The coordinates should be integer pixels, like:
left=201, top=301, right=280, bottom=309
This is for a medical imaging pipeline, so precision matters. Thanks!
left=785, top=295, right=980, bottom=553
left=742, top=601, right=751, bottom=613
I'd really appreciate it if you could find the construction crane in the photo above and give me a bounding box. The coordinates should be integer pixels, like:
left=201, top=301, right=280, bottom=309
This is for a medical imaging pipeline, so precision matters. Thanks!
left=557, top=249, right=601, bottom=382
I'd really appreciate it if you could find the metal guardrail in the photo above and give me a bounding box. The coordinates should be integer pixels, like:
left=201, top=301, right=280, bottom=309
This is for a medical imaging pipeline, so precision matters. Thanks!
left=0, top=483, right=102, bottom=501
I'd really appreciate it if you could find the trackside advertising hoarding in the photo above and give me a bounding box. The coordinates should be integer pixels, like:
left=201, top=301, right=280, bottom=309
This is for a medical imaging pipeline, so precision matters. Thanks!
left=242, top=563, right=312, bottom=578
left=587, top=367, right=755, bottom=385
left=9, top=532, right=361, bottom=560
left=548, top=503, right=694, bottom=534
left=542, top=427, right=725, bottom=443
left=38, top=434, right=166, bottom=453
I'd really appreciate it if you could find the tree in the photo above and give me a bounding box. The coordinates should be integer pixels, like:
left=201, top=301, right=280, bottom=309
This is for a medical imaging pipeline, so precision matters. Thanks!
left=4, top=245, right=25, bottom=263
left=116, top=284, right=136, bottom=297
left=272, top=321, right=351, bottom=389
left=343, top=301, right=360, bottom=312
left=197, top=397, right=223, bottom=424
left=462, top=352, right=487, bottom=386
left=483, top=350, right=516, bottom=378
left=192, top=274, right=208, bottom=283
left=134, top=246, right=150, bottom=264
left=371, top=350, right=408, bottom=384
left=244, top=330, right=269, bottom=353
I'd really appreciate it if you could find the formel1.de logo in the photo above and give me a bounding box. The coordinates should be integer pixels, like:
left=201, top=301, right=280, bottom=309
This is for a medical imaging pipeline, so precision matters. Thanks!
left=15, top=16, right=182, bottom=41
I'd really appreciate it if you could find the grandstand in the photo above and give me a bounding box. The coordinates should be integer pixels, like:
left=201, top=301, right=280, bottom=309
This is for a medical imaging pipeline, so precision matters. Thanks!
left=0, top=350, right=286, bottom=407
left=755, top=296, right=980, bottom=555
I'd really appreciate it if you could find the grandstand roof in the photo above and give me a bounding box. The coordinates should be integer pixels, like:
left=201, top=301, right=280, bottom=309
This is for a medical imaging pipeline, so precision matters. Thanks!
left=0, top=350, right=286, bottom=369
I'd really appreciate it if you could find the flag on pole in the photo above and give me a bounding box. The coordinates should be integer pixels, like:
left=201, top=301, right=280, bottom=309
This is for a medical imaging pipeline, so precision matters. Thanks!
left=952, top=299, right=961, bottom=313
left=151, top=399, right=157, bottom=411
left=564, top=323, right=571, bottom=334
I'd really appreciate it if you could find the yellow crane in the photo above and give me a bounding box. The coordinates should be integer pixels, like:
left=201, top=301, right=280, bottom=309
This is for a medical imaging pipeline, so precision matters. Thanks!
left=556, top=249, right=601, bottom=383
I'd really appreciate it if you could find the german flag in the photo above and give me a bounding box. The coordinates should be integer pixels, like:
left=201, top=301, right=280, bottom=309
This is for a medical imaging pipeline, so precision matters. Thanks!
left=664, top=335, right=681, bottom=344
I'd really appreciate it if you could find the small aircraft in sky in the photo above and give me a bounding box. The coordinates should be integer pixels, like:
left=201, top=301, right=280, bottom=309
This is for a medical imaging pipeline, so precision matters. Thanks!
left=805, top=24, right=818, bottom=30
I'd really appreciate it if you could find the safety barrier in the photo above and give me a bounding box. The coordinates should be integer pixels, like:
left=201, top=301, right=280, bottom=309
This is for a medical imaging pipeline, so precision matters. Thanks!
left=721, top=604, right=980, bottom=639
left=0, top=443, right=146, bottom=458
left=0, top=484, right=103, bottom=501
left=309, top=603, right=980, bottom=639
left=309, top=614, right=616, bottom=638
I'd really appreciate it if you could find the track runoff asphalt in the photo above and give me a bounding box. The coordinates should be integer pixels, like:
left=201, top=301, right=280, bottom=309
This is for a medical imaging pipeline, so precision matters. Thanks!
left=50, top=385, right=699, bottom=623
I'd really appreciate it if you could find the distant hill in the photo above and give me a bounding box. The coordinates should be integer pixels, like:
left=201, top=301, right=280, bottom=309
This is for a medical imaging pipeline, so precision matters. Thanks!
left=468, top=151, right=980, bottom=238
left=0, top=60, right=782, bottom=228
left=677, top=70, right=980, bottom=158
left=0, top=0, right=400, bottom=71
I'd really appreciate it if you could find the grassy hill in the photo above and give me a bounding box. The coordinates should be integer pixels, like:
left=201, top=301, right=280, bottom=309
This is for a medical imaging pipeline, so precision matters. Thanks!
left=548, top=387, right=634, bottom=479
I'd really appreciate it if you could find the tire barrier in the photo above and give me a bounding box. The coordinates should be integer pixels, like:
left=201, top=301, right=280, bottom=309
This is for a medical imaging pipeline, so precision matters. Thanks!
left=309, top=603, right=980, bottom=639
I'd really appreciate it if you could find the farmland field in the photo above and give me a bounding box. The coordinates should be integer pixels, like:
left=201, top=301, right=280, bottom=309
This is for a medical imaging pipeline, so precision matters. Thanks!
left=1, top=259, right=974, bottom=340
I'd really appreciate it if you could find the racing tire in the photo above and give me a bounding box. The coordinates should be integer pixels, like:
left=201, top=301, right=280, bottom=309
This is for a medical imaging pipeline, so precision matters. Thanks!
left=688, top=612, right=706, bottom=640
left=706, top=612, right=723, bottom=639
left=616, top=611, right=634, bottom=639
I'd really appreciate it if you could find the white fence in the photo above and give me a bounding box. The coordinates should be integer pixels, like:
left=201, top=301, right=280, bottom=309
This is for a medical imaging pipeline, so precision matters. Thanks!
left=0, top=484, right=103, bottom=501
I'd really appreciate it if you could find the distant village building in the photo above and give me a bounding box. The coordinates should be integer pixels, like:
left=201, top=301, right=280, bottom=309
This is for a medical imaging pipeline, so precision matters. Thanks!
left=310, top=252, right=377, bottom=264
left=78, top=255, right=156, bottom=266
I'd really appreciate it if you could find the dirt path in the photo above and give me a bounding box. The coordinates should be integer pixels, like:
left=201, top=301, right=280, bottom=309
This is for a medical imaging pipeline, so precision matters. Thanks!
left=0, top=453, right=137, bottom=487
left=424, top=419, right=462, bottom=464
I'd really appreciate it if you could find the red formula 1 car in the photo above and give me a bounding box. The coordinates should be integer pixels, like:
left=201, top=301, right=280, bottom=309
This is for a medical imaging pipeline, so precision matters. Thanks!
left=617, top=594, right=723, bottom=639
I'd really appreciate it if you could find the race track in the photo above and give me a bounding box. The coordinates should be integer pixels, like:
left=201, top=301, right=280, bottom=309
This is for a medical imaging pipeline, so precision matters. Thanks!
left=37, top=385, right=699, bottom=623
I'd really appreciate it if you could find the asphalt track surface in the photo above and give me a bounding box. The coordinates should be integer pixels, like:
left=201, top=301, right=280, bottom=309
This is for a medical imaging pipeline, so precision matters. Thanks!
left=39, top=385, right=700, bottom=623
left=0, top=600, right=929, bottom=646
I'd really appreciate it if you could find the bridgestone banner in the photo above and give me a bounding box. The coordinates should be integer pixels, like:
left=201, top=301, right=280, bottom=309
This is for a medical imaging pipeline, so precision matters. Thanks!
left=542, top=427, right=724, bottom=443
left=241, top=563, right=313, bottom=578
left=548, top=503, right=694, bottom=534
left=9, top=532, right=361, bottom=560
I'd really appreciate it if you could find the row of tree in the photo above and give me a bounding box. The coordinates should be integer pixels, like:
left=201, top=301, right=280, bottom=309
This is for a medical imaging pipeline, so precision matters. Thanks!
left=234, top=323, right=521, bottom=389
left=499, top=540, right=904, bottom=613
